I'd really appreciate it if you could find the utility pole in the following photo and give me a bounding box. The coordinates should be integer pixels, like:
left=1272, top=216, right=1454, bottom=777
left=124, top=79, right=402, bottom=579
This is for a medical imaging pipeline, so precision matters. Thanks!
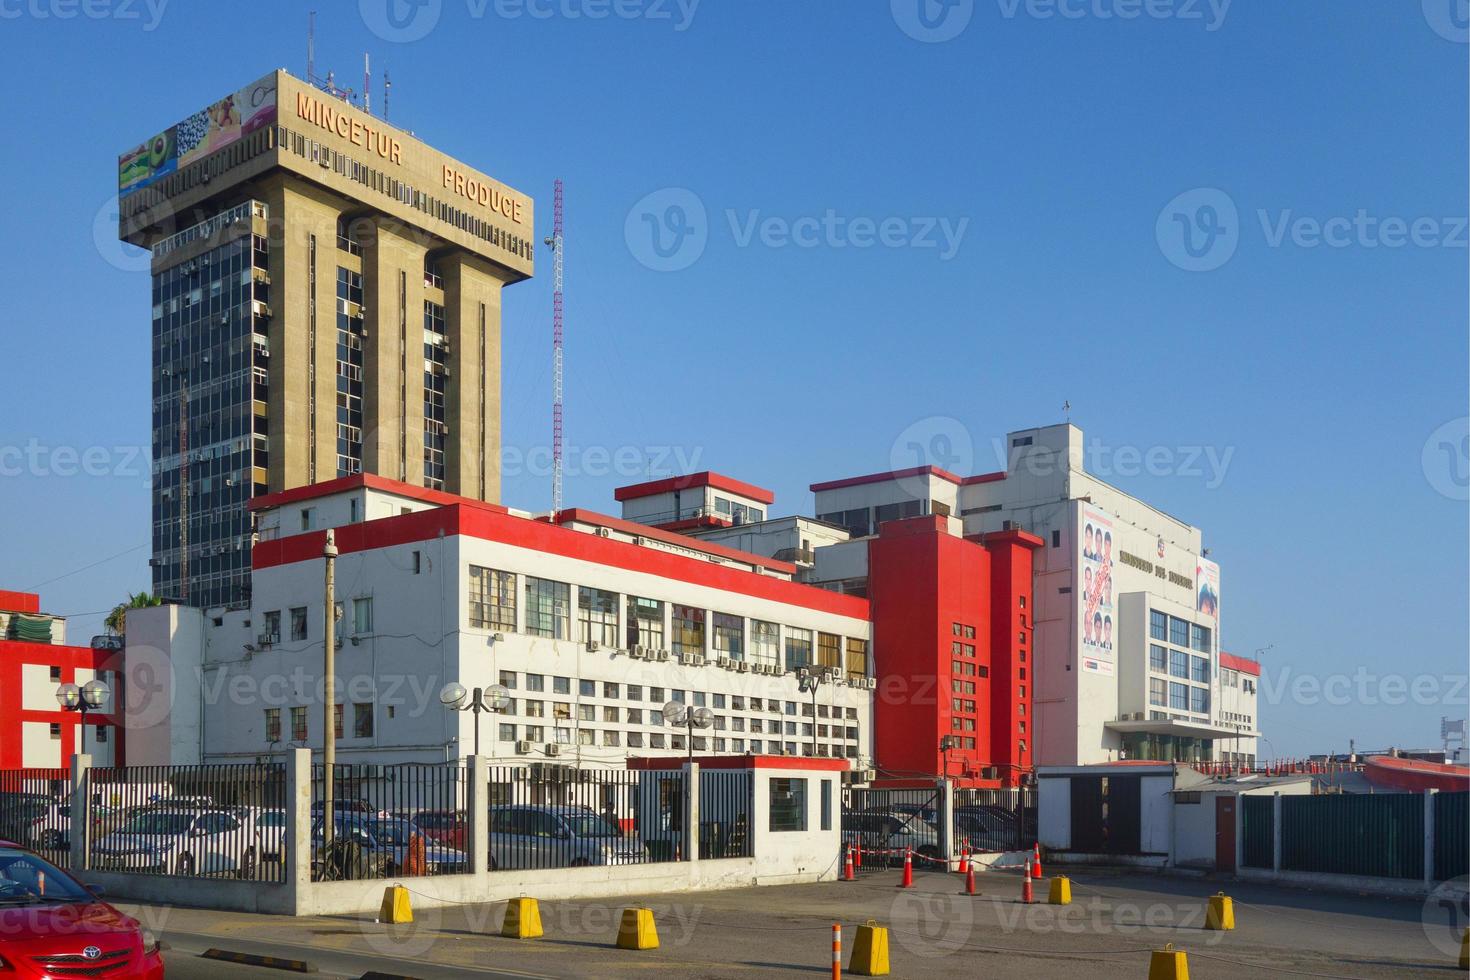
left=322, top=529, right=337, bottom=843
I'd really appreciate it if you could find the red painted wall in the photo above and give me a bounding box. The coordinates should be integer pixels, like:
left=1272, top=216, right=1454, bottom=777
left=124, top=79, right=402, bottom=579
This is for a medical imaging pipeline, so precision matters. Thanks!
left=0, top=640, right=122, bottom=769
left=868, top=518, right=1040, bottom=788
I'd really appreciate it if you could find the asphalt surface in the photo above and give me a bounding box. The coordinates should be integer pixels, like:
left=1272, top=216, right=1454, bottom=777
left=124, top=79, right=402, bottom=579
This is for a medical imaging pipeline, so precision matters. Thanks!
left=124, top=866, right=1462, bottom=978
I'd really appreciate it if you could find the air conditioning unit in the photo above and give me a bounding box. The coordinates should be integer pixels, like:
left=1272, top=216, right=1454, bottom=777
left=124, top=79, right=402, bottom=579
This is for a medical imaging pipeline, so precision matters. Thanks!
left=654, top=650, right=670, bottom=662
left=515, top=740, right=532, bottom=754
left=586, top=640, right=601, bottom=653
left=595, top=527, right=611, bottom=538
left=737, top=661, right=750, bottom=673
left=544, top=744, right=561, bottom=757
left=717, top=657, right=731, bottom=669
left=629, top=646, right=646, bottom=660
left=866, top=678, right=878, bottom=690
left=257, top=632, right=278, bottom=647
left=492, top=632, right=505, bottom=642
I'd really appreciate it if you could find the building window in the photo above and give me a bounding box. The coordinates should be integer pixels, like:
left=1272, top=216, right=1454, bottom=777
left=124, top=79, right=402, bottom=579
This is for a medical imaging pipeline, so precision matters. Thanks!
left=844, top=638, right=869, bottom=682
left=469, top=567, right=517, bottom=631
left=352, top=597, right=373, bottom=634
left=1150, top=609, right=1168, bottom=641
left=263, top=610, right=281, bottom=643
left=1190, top=656, right=1210, bottom=684
left=816, top=632, right=841, bottom=670
left=578, top=586, right=619, bottom=646
left=750, top=619, right=780, bottom=667
left=290, top=706, right=308, bottom=742
left=265, top=708, right=281, bottom=742
left=353, top=703, right=373, bottom=738
left=1149, top=644, right=1168, bottom=673
left=626, top=596, right=664, bottom=649
left=1149, top=678, right=1167, bottom=707
left=1169, top=616, right=1190, bottom=648
left=785, top=628, right=813, bottom=672
left=49, top=723, right=61, bottom=739
left=1191, top=623, right=1211, bottom=653
left=769, top=777, right=807, bottom=832
left=290, top=607, right=308, bottom=641
left=1190, top=687, right=1210, bottom=715
left=95, top=725, right=108, bottom=743
left=820, top=779, right=832, bottom=831
left=672, top=605, right=705, bottom=658
left=712, top=613, right=744, bottom=660
left=1169, top=649, right=1189, bottom=679
left=499, top=723, right=517, bottom=742
left=333, top=704, right=344, bottom=740
left=1051, top=530, right=1061, bottom=548
left=524, top=577, right=570, bottom=638
left=1169, top=682, right=1189, bottom=711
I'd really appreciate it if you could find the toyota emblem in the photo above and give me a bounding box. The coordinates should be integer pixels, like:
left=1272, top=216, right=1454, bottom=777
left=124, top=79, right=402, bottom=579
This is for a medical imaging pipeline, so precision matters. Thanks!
left=82, top=946, right=102, bottom=960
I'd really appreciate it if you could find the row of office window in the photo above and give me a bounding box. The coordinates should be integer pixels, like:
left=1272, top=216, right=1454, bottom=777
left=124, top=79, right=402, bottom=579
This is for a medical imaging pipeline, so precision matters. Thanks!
left=468, top=565, right=870, bottom=679
left=1149, top=609, right=1212, bottom=653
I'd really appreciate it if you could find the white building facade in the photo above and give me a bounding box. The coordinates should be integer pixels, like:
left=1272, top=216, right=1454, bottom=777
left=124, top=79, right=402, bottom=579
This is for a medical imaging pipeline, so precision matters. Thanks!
left=126, top=476, right=875, bottom=772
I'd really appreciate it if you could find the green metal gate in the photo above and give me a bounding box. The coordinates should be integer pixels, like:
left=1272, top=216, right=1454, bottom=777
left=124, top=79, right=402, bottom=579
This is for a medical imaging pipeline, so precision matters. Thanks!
left=1434, top=791, right=1468, bottom=881
left=1281, top=794, right=1423, bottom=880
left=1241, top=795, right=1273, bottom=869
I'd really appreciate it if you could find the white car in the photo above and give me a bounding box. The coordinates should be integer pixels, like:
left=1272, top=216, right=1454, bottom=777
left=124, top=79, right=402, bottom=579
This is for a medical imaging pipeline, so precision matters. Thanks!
left=234, top=806, right=286, bottom=863
left=92, top=807, right=261, bottom=878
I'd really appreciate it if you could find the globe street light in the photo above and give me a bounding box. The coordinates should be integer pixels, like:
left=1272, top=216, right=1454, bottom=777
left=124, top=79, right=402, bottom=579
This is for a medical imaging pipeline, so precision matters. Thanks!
left=440, top=682, right=511, bottom=757
left=661, top=700, right=714, bottom=767
left=797, top=667, right=832, bottom=757
left=56, top=680, right=110, bottom=752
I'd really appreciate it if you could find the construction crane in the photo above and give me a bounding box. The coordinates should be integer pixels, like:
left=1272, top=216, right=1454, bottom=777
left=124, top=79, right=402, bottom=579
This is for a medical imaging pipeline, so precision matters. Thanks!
left=545, top=180, right=565, bottom=516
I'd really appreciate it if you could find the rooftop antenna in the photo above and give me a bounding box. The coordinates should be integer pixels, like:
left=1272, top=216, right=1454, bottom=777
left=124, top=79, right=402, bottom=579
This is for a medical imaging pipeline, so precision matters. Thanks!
left=363, top=53, right=371, bottom=116
left=307, top=10, right=315, bottom=85
left=545, top=179, right=565, bottom=515
left=383, top=70, right=391, bottom=122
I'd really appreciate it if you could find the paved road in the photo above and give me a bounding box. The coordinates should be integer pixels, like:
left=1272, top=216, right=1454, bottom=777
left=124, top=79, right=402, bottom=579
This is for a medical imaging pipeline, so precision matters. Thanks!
left=126, top=867, right=1460, bottom=978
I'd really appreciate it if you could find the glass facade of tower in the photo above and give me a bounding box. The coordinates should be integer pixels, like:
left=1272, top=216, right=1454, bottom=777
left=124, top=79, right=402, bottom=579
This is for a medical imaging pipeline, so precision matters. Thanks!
left=150, top=201, right=271, bottom=608
left=423, top=298, right=448, bottom=490
left=335, top=267, right=365, bottom=477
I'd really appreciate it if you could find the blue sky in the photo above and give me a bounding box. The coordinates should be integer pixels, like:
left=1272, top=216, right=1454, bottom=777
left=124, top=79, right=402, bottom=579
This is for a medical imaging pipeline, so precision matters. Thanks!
left=0, top=0, right=1464, bottom=757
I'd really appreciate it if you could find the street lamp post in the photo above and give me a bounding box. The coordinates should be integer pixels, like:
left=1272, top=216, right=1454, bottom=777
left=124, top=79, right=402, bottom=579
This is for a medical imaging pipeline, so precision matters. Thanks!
left=939, top=735, right=959, bottom=779
left=797, top=667, right=829, bottom=757
left=661, top=700, right=712, bottom=860
left=322, top=529, right=337, bottom=844
left=440, top=682, right=512, bottom=757
left=56, top=680, right=110, bottom=753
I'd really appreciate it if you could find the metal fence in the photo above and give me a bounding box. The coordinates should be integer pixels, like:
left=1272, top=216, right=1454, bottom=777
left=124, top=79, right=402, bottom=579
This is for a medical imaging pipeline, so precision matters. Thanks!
left=1434, top=791, right=1467, bottom=882
left=841, top=786, right=945, bottom=866
left=86, top=764, right=287, bottom=882
left=1241, top=794, right=1274, bottom=869
left=0, top=768, right=72, bottom=868
left=311, top=763, right=466, bottom=881
left=489, top=764, right=683, bottom=870
left=1281, top=793, right=1425, bottom=880
left=698, top=769, right=753, bottom=859
left=953, top=786, right=1037, bottom=854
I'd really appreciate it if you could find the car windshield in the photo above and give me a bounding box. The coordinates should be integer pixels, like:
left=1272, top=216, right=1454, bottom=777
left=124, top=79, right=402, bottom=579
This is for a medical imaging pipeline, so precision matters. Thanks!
left=0, top=849, right=92, bottom=905
left=559, top=812, right=621, bottom=838
left=260, top=812, right=285, bottom=827
left=117, top=812, right=193, bottom=835
left=345, top=818, right=413, bottom=845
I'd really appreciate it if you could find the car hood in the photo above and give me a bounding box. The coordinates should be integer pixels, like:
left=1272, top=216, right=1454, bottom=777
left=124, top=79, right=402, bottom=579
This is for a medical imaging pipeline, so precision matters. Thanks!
left=95, top=833, right=174, bottom=851
left=0, top=901, right=140, bottom=942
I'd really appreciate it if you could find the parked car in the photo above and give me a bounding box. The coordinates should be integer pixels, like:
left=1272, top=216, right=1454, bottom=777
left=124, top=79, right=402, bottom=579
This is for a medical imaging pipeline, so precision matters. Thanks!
left=0, top=837, right=164, bottom=979
left=310, top=799, right=374, bottom=816
left=233, top=806, right=287, bottom=865
left=0, top=794, right=54, bottom=849
left=404, top=809, right=466, bottom=850
left=841, top=809, right=943, bottom=863
left=313, top=816, right=468, bottom=876
left=488, top=805, right=647, bottom=870
left=92, top=806, right=262, bottom=878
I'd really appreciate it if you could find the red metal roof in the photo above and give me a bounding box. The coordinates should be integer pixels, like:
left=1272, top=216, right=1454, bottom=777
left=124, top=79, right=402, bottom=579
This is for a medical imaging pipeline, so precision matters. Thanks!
left=613, top=472, right=776, bottom=505
left=1219, top=651, right=1262, bottom=676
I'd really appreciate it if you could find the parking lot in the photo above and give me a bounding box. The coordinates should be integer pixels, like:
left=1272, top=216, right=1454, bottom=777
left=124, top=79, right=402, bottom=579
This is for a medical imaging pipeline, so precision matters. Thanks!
left=124, top=866, right=1460, bottom=978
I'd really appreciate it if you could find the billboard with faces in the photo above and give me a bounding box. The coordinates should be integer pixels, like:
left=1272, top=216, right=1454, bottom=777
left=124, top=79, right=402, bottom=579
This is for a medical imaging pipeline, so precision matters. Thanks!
left=1078, top=504, right=1116, bottom=675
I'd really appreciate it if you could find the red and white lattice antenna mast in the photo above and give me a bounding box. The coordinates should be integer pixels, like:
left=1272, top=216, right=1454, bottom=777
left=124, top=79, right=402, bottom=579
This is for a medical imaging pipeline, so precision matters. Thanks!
left=547, top=179, right=565, bottom=515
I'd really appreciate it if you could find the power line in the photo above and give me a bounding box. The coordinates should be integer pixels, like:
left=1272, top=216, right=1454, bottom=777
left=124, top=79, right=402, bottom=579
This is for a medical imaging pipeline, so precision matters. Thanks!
left=26, top=542, right=149, bottom=591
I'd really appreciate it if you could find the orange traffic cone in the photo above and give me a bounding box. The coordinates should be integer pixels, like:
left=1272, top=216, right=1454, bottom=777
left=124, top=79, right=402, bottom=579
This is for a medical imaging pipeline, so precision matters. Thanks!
left=964, top=863, right=977, bottom=896
left=843, top=845, right=855, bottom=882
left=899, top=848, right=914, bottom=888
left=1021, top=859, right=1034, bottom=904
left=958, top=841, right=970, bottom=875
left=1031, top=844, right=1043, bottom=879
left=854, top=843, right=862, bottom=870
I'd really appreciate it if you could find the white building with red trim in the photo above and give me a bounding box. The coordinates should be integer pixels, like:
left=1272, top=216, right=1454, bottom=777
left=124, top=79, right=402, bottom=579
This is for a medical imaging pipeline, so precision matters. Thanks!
left=123, top=475, right=875, bottom=771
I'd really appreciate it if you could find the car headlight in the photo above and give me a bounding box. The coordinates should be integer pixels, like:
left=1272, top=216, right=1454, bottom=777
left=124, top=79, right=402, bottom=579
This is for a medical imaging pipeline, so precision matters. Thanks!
left=142, top=928, right=162, bottom=955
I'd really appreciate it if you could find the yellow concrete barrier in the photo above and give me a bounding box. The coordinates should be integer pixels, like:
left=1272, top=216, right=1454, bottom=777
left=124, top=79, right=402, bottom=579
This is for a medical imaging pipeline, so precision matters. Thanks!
left=1048, top=876, right=1072, bottom=905
left=501, top=897, right=543, bottom=939
left=1204, top=892, right=1234, bottom=931
left=616, top=907, right=659, bottom=950
left=848, top=919, right=890, bottom=976
left=378, top=885, right=412, bottom=925
left=1147, top=943, right=1189, bottom=980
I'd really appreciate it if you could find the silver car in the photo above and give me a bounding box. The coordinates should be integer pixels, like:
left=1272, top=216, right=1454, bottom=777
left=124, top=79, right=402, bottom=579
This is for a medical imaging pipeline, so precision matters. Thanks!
left=842, top=808, right=943, bottom=864
left=488, top=805, right=646, bottom=870
left=92, top=807, right=261, bottom=878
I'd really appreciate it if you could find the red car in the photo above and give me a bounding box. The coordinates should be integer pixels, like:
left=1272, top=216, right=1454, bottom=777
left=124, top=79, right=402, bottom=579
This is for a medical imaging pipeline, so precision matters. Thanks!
left=0, top=839, right=164, bottom=978
left=405, top=810, right=466, bottom=850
